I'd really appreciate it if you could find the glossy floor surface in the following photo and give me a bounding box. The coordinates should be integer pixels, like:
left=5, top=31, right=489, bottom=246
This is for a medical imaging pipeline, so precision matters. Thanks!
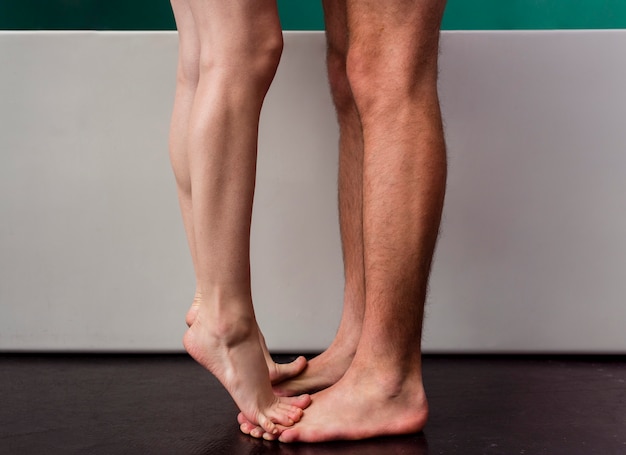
left=1, top=354, right=624, bottom=454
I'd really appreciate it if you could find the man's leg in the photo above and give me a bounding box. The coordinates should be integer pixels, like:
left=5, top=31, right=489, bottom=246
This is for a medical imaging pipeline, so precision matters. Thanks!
left=272, top=0, right=366, bottom=397
left=278, top=0, right=447, bottom=442
left=170, top=0, right=310, bottom=436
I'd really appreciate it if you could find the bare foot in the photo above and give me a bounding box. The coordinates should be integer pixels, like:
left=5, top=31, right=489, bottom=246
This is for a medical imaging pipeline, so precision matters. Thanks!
left=186, top=298, right=307, bottom=384
left=183, top=301, right=311, bottom=436
left=272, top=297, right=363, bottom=396
left=271, top=341, right=355, bottom=397
left=277, top=362, right=428, bottom=442
left=239, top=327, right=359, bottom=438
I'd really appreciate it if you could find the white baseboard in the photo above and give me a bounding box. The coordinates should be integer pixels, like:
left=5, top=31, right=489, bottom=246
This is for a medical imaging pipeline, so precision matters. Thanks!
left=1, top=31, right=625, bottom=352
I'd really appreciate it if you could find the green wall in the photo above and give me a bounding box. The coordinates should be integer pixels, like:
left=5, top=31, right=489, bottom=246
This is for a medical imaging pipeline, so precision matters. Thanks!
left=1, top=0, right=625, bottom=30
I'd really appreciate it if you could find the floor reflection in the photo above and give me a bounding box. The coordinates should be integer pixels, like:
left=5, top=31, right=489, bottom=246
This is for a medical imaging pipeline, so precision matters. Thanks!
left=224, top=431, right=429, bottom=455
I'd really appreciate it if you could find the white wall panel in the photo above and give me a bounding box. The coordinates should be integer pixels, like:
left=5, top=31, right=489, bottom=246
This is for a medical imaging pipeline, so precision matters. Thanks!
left=1, top=31, right=625, bottom=352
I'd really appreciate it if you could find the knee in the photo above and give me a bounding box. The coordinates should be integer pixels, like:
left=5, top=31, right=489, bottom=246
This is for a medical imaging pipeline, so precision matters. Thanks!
left=199, top=30, right=283, bottom=93
left=176, top=49, right=201, bottom=89
left=254, top=35, right=284, bottom=89
left=326, top=44, right=354, bottom=116
left=345, top=36, right=440, bottom=119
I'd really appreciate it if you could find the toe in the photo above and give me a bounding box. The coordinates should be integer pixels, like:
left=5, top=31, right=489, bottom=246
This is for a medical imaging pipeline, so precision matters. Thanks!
left=262, top=432, right=278, bottom=441
left=287, top=407, right=303, bottom=423
left=238, top=412, right=270, bottom=438
left=286, top=394, right=312, bottom=409
left=257, top=414, right=279, bottom=436
left=266, top=399, right=307, bottom=427
left=278, top=428, right=299, bottom=443
left=270, top=356, right=308, bottom=384
left=250, top=427, right=265, bottom=439
left=255, top=423, right=289, bottom=439
left=266, top=409, right=294, bottom=427
left=239, top=423, right=253, bottom=435
left=238, top=415, right=256, bottom=436
left=279, top=404, right=304, bottom=423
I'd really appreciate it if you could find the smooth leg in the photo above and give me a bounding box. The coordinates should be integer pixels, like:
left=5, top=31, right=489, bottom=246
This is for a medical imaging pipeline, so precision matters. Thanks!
left=169, top=0, right=310, bottom=436
left=169, top=0, right=306, bottom=386
left=169, top=0, right=200, bottom=291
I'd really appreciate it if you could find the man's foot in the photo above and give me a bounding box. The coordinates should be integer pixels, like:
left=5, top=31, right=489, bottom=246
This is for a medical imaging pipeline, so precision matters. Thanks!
left=278, top=361, right=428, bottom=442
left=239, top=356, right=428, bottom=442
left=272, top=307, right=362, bottom=396
left=183, top=301, right=311, bottom=436
left=271, top=341, right=355, bottom=396
left=186, top=299, right=307, bottom=384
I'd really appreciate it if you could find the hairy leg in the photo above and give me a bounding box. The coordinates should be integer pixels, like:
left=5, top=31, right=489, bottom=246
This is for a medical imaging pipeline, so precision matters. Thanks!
left=271, top=0, right=365, bottom=398
left=170, top=0, right=310, bottom=435
left=279, top=0, right=448, bottom=442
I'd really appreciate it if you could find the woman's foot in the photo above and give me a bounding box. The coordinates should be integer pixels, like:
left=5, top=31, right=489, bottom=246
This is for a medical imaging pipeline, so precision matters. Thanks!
left=183, top=299, right=311, bottom=435
left=186, top=298, right=307, bottom=384
left=239, top=334, right=358, bottom=439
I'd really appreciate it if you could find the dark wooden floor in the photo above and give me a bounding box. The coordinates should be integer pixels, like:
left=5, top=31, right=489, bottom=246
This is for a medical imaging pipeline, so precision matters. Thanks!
left=0, top=354, right=624, bottom=455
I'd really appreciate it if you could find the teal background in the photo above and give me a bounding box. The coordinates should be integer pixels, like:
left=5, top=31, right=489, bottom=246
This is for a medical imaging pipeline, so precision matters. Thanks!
left=0, top=0, right=625, bottom=30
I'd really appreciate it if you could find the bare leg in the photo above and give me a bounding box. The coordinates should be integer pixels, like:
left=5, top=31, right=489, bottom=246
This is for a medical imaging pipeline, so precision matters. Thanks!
left=169, top=0, right=306, bottom=386
left=169, top=0, right=310, bottom=436
left=278, top=0, right=448, bottom=442
left=169, top=0, right=200, bottom=294
left=272, top=0, right=365, bottom=397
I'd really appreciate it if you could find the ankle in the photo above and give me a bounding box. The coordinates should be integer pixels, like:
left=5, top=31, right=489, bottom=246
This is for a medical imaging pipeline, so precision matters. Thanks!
left=207, top=312, right=256, bottom=347
left=190, top=295, right=257, bottom=348
left=327, top=332, right=358, bottom=361
left=194, top=285, right=252, bottom=304
left=350, top=352, right=423, bottom=388
left=330, top=320, right=362, bottom=355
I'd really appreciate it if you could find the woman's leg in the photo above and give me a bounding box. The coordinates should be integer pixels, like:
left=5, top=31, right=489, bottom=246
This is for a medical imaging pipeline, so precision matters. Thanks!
left=169, top=0, right=310, bottom=436
left=169, top=0, right=200, bottom=302
left=170, top=0, right=306, bottom=384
